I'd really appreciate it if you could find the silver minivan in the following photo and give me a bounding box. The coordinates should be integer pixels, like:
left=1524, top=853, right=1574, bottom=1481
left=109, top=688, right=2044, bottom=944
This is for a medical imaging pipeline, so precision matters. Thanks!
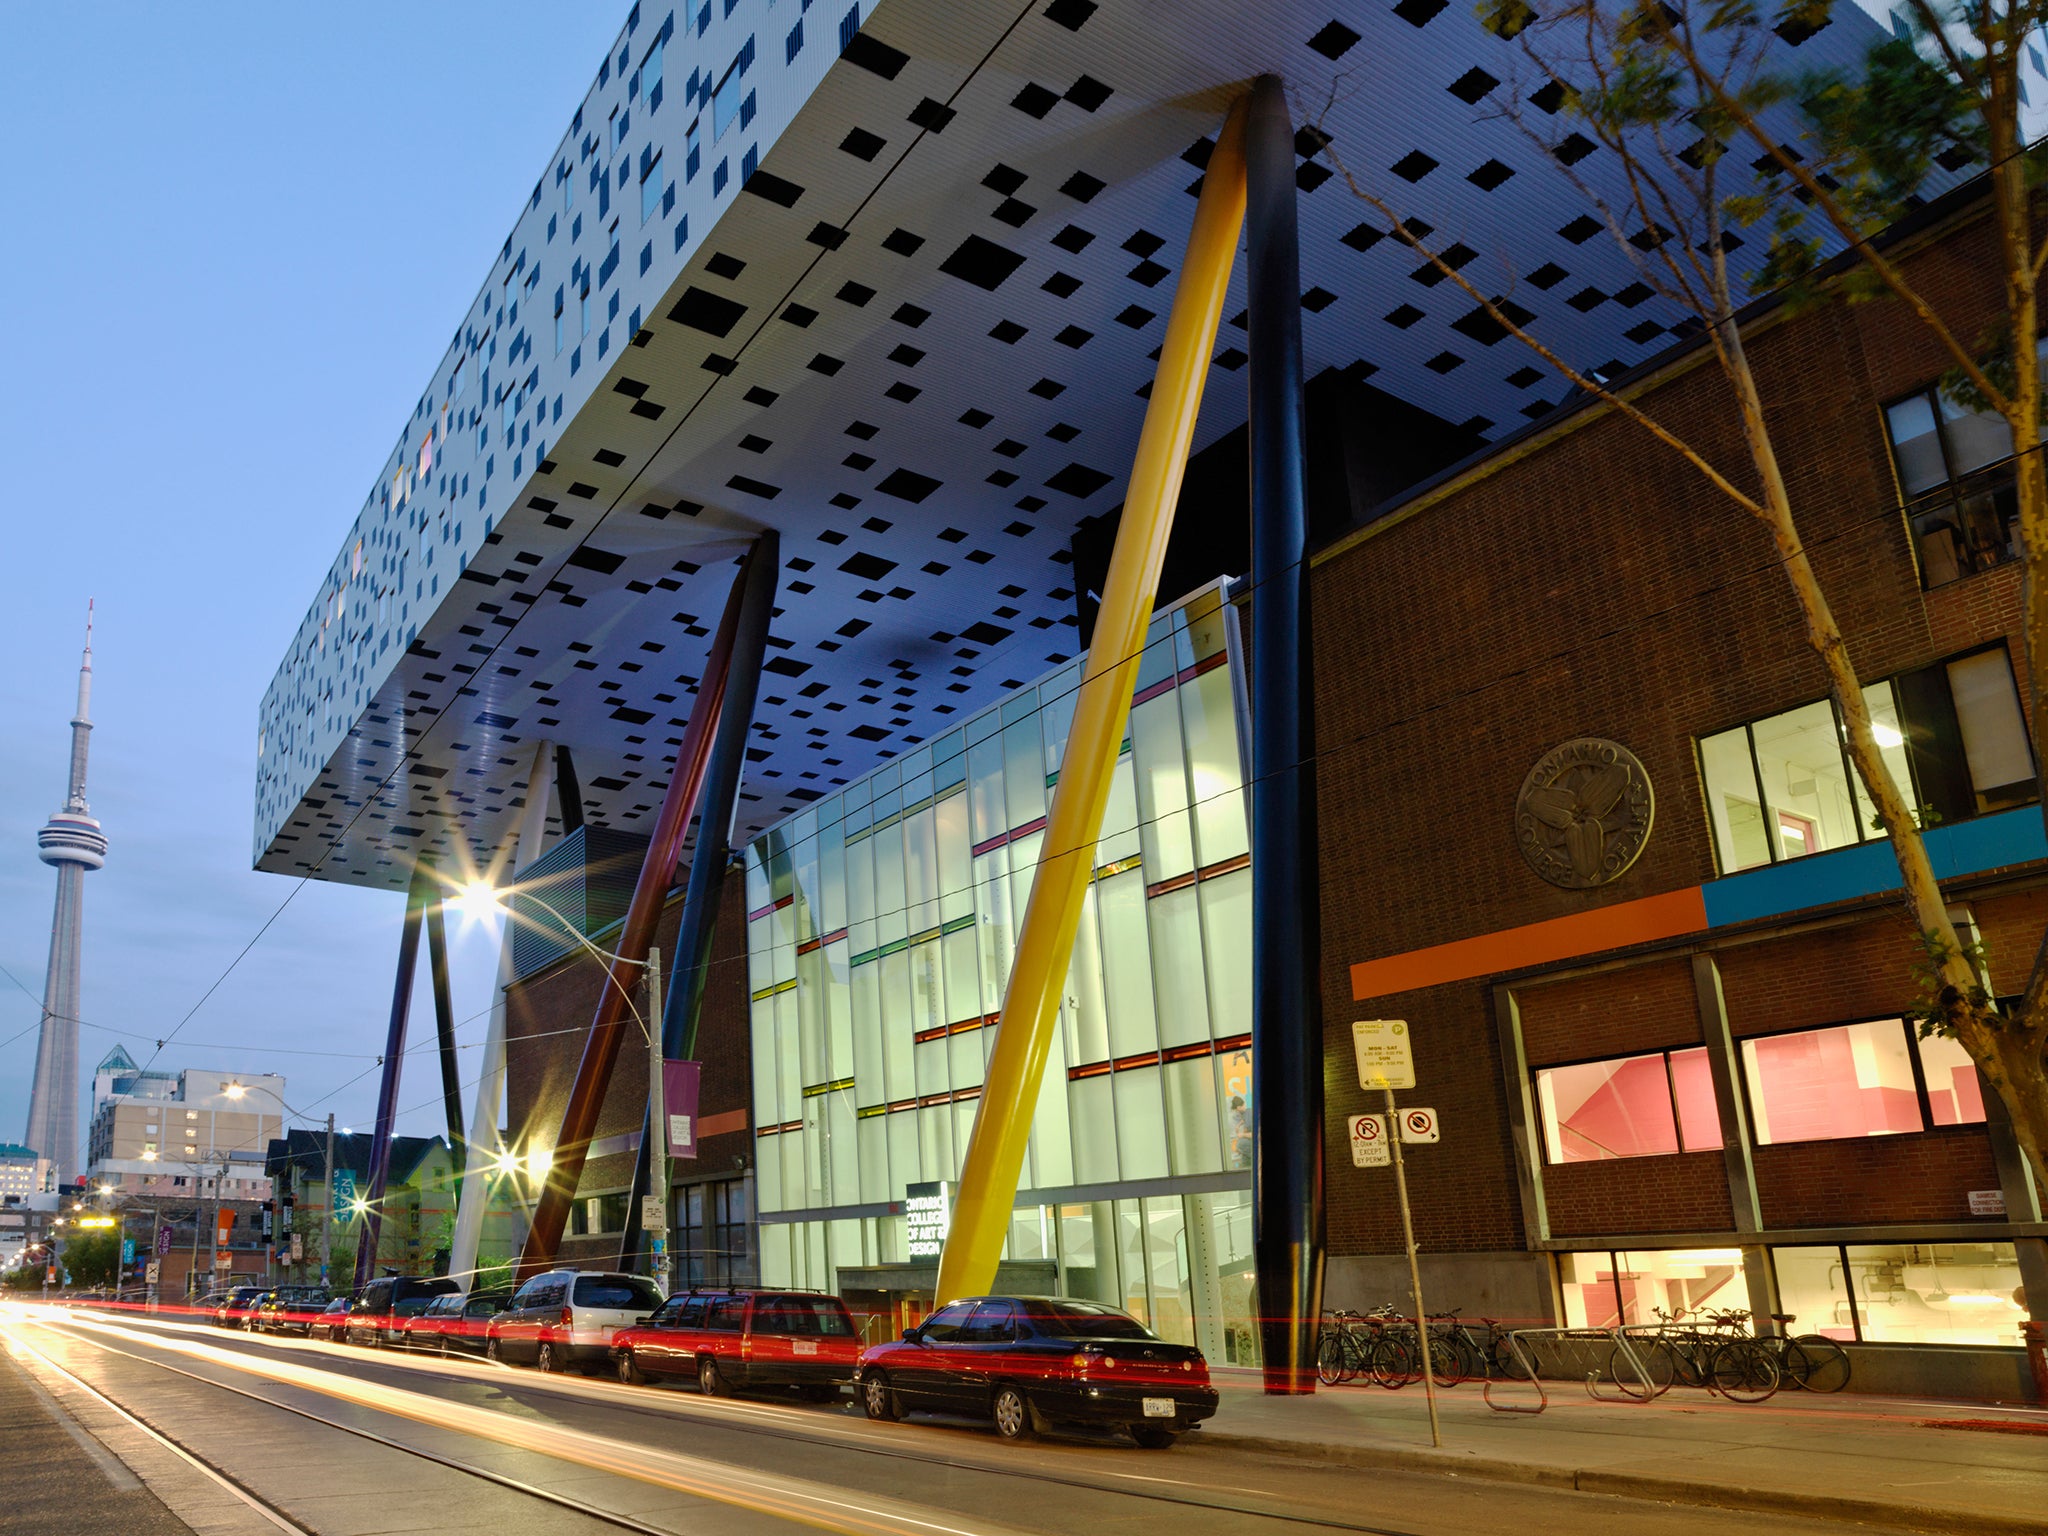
left=487, top=1269, right=665, bottom=1373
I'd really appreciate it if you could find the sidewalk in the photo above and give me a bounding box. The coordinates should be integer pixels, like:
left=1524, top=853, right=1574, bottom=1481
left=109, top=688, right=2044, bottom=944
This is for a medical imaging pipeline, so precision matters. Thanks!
left=1200, top=1369, right=2048, bottom=1534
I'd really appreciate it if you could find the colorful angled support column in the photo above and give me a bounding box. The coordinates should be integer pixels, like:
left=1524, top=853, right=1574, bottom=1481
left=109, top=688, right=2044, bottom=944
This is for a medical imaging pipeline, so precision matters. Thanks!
left=618, top=531, right=780, bottom=1278
left=934, top=94, right=1251, bottom=1307
left=355, top=863, right=432, bottom=1292
left=515, top=538, right=764, bottom=1282
left=1245, top=72, right=1326, bottom=1394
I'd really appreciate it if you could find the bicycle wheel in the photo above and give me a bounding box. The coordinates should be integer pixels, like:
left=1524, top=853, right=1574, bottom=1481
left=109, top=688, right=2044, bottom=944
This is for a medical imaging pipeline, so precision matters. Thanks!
left=1340, top=1329, right=1369, bottom=1384
left=1668, top=1335, right=1709, bottom=1389
left=1709, top=1339, right=1780, bottom=1403
left=1370, top=1332, right=1416, bottom=1388
left=1609, top=1336, right=1676, bottom=1399
left=1785, top=1335, right=1851, bottom=1394
left=1450, top=1330, right=1487, bottom=1383
left=1489, top=1329, right=1532, bottom=1381
left=1316, top=1332, right=1348, bottom=1387
left=1424, top=1331, right=1461, bottom=1388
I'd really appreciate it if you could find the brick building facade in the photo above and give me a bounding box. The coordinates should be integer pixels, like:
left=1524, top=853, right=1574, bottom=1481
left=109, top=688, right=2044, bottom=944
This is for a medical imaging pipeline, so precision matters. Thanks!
left=1312, top=191, right=2046, bottom=1397
left=504, top=866, right=756, bottom=1283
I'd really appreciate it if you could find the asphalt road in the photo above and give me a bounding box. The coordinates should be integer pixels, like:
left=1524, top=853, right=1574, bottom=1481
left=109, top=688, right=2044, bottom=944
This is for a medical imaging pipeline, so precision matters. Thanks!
left=1, top=1305, right=1941, bottom=1536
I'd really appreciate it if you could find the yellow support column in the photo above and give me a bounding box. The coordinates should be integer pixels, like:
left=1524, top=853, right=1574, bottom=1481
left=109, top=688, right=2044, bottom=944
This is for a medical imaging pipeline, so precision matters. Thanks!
left=937, top=96, right=1250, bottom=1303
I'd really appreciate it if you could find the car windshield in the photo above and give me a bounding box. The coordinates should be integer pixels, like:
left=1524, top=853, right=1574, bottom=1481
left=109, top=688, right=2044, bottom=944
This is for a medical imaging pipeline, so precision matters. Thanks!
left=574, top=1276, right=663, bottom=1310
left=1023, top=1303, right=1155, bottom=1340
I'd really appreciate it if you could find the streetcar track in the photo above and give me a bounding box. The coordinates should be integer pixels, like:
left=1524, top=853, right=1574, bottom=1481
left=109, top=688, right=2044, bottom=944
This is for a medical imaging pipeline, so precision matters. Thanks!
left=10, top=1319, right=686, bottom=1536
left=34, top=1310, right=1440, bottom=1536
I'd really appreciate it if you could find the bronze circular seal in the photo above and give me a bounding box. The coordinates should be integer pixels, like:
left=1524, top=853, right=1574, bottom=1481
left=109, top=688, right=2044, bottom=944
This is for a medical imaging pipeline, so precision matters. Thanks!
left=1515, top=738, right=1654, bottom=889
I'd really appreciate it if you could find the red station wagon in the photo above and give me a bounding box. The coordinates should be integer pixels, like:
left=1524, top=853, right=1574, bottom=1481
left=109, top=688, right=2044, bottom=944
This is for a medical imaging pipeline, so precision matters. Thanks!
left=611, top=1288, right=860, bottom=1399
left=854, top=1296, right=1217, bottom=1449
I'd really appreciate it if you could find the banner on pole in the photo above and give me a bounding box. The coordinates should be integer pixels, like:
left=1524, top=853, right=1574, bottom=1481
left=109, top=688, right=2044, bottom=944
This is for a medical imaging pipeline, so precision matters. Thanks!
left=332, top=1169, right=357, bottom=1219
left=663, top=1060, right=702, bottom=1158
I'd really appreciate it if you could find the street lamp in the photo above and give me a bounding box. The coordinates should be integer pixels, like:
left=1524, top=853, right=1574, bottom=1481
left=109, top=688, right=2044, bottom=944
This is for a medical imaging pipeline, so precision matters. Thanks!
left=455, top=880, right=669, bottom=1285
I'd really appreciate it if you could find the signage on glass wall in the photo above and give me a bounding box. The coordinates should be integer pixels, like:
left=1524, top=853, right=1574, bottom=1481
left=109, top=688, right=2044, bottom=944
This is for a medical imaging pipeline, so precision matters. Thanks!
left=905, top=1181, right=951, bottom=1260
left=1352, top=1019, right=1416, bottom=1090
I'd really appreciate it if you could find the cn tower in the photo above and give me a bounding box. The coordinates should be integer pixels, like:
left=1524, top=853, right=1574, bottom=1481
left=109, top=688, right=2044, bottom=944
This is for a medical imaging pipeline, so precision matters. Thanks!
left=23, top=603, right=107, bottom=1187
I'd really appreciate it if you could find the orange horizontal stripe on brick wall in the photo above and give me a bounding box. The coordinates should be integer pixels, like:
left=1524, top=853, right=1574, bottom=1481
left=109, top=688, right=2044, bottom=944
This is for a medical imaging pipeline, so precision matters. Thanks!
left=1349, top=886, right=1709, bottom=1001
left=696, top=1109, right=749, bottom=1139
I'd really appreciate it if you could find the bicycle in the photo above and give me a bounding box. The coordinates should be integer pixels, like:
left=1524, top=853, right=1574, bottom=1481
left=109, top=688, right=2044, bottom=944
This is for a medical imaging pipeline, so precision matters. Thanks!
left=1750, top=1312, right=1853, bottom=1393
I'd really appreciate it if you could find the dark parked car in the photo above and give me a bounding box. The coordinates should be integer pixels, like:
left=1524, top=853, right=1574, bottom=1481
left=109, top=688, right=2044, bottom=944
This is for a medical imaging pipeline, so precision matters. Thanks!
left=854, top=1297, right=1217, bottom=1449
left=214, top=1286, right=267, bottom=1328
left=256, top=1286, right=332, bottom=1335
left=402, top=1290, right=513, bottom=1355
left=610, top=1288, right=859, bottom=1398
left=314, top=1296, right=353, bottom=1342
left=345, top=1276, right=460, bottom=1347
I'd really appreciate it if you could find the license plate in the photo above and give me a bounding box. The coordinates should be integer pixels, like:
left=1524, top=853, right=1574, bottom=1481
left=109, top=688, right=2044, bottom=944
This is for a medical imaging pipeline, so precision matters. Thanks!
left=793, top=1340, right=818, bottom=1356
left=1142, top=1397, right=1175, bottom=1418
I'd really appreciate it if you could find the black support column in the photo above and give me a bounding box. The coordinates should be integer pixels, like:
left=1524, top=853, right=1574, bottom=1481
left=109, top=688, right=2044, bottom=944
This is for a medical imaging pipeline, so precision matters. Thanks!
left=618, top=530, right=781, bottom=1278
left=424, top=896, right=465, bottom=1208
left=356, top=864, right=431, bottom=1292
left=1245, top=73, right=1325, bottom=1394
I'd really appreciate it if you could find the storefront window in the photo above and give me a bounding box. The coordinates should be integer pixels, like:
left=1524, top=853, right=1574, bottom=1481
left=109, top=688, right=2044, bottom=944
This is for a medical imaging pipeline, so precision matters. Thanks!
left=1772, top=1245, right=1858, bottom=1340
left=1613, top=1249, right=1746, bottom=1324
left=1846, top=1242, right=2028, bottom=1346
left=1741, top=1020, right=1922, bottom=1144
left=1535, top=1048, right=1718, bottom=1163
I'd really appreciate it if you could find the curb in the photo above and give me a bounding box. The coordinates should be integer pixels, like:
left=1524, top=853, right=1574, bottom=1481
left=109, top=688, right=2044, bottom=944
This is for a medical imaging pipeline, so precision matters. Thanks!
left=1199, top=1428, right=2048, bottom=1536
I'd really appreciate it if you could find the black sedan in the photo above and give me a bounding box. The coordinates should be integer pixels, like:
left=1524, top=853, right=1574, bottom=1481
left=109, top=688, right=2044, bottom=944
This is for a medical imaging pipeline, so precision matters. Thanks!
left=854, top=1297, right=1217, bottom=1449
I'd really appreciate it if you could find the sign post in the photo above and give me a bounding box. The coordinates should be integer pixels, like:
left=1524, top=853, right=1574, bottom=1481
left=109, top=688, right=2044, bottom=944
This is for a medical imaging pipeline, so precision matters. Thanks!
left=1354, top=1020, right=1439, bottom=1449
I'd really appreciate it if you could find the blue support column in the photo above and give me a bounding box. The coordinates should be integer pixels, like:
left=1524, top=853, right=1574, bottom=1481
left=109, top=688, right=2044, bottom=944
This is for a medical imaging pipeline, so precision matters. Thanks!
left=618, top=530, right=780, bottom=1276
left=425, top=896, right=465, bottom=1208
left=356, top=864, right=431, bottom=1292
left=1245, top=72, right=1326, bottom=1394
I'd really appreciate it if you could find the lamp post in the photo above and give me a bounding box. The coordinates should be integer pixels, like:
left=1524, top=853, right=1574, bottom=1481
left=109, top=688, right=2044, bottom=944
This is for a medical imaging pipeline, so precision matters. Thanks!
left=455, top=883, right=668, bottom=1284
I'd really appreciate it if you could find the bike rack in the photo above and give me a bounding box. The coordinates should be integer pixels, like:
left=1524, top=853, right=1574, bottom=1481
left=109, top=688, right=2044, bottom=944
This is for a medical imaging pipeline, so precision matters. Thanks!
left=1483, top=1327, right=1663, bottom=1414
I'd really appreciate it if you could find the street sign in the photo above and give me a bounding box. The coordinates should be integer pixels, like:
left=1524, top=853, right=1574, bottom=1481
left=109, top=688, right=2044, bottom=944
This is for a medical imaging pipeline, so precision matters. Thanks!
left=144, top=1261, right=161, bottom=1284
left=1348, top=1113, right=1391, bottom=1167
left=1398, top=1107, right=1440, bottom=1144
left=155, top=1225, right=173, bottom=1256
left=289, top=1233, right=303, bottom=1261
left=332, top=1169, right=357, bottom=1219
left=641, top=1196, right=666, bottom=1232
left=1352, top=1020, right=1416, bottom=1091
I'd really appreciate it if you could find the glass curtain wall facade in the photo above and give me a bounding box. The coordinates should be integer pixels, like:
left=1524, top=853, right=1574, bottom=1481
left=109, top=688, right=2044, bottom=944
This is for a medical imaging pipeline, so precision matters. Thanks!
left=743, top=586, right=1260, bottom=1362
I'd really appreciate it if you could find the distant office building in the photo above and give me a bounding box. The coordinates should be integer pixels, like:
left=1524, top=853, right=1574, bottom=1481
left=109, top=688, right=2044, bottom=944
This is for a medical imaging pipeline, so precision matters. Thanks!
left=0, top=1144, right=40, bottom=1202
left=87, top=1066, right=285, bottom=1201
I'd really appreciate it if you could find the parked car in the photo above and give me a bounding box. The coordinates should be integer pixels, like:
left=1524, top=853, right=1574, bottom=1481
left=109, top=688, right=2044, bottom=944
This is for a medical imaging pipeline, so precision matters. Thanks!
left=214, top=1286, right=267, bottom=1328
left=853, top=1297, right=1217, bottom=1449
left=186, top=1290, right=231, bottom=1323
left=314, top=1296, right=353, bottom=1342
left=611, top=1288, right=859, bottom=1398
left=345, top=1275, right=461, bottom=1348
left=403, top=1289, right=514, bottom=1356
left=255, top=1286, right=332, bottom=1335
left=486, top=1270, right=665, bottom=1374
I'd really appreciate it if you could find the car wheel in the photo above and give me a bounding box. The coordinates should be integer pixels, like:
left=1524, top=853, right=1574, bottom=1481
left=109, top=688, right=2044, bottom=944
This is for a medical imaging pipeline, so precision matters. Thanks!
left=1130, top=1427, right=1179, bottom=1450
left=699, top=1355, right=729, bottom=1397
left=485, top=1336, right=501, bottom=1363
left=536, top=1340, right=559, bottom=1374
left=861, top=1371, right=897, bottom=1421
left=618, top=1351, right=646, bottom=1386
left=991, top=1385, right=1033, bottom=1442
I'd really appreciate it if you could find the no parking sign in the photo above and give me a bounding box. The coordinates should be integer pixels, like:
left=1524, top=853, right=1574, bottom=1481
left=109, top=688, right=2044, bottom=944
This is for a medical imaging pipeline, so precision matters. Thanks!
left=1348, top=1113, right=1390, bottom=1167
left=1398, top=1106, right=1440, bottom=1144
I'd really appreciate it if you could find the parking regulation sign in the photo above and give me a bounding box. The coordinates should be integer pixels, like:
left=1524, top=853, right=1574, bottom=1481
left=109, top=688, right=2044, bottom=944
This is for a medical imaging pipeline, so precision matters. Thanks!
left=1398, top=1107, right=1441, bottom=1144
left=1351, top=1020, right=1416, bottom=1090
left=1348, top=1113, right=1390, bottom=1167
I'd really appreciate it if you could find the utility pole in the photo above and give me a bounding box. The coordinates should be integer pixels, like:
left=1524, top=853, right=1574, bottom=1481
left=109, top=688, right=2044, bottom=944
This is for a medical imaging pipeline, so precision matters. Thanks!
left=322, top=1114, right=336, bottom=1289
left=646, top=949, right=669, bottom=1289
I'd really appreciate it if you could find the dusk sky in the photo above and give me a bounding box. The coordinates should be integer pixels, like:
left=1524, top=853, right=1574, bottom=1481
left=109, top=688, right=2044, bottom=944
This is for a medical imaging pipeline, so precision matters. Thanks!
left=0, top=4, right=628, bottom=1152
